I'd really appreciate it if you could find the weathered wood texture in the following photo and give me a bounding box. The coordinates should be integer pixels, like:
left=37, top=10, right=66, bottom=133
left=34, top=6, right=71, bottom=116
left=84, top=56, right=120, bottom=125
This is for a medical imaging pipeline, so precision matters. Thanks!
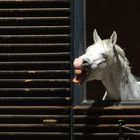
left=74, top=105, right=140, bottom=140
left=0, top=0, right=71, bottom=140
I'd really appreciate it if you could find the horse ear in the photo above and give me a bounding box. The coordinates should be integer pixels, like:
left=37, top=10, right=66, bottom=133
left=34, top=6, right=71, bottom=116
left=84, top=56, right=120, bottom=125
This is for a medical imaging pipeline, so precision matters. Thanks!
left=110, top=31, right=117, bottom=45
left=93, top=29, right=101, bottom=43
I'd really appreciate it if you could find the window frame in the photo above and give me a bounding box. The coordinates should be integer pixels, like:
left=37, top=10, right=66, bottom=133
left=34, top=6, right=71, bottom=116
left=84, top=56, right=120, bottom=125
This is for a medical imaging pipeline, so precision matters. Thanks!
left=72, top=0, right=140, bottom=106
left=72, top=0, right=87, bottom=105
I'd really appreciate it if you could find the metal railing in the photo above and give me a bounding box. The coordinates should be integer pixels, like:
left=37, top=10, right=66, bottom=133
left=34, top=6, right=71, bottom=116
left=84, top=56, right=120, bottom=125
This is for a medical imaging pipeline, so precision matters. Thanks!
left=118, top=120, right=140, bottom=140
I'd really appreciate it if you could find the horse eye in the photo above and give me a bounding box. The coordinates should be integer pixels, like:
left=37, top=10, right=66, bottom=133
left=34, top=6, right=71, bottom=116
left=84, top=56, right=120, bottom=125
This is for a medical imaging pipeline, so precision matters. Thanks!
left=102, top=53, right=107, bottom=58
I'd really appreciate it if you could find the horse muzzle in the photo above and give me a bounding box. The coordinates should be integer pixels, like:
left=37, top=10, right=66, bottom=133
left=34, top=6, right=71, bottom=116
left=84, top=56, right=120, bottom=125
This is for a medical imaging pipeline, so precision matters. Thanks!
left=73, top=58, right=91, bottom=84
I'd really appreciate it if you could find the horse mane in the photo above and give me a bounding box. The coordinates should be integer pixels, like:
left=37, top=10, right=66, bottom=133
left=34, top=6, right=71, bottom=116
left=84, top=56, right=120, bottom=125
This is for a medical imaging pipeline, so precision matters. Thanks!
left=114, top=44, right=131, bottom=72
left=104, top=39, right=131, bottom=72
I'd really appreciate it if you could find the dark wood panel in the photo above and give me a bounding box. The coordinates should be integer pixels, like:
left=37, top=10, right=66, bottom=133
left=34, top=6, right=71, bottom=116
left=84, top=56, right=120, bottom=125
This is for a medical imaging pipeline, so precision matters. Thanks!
left=0, top=0, right=72, bottom=140
left=74, top=105, right=140, bottom=140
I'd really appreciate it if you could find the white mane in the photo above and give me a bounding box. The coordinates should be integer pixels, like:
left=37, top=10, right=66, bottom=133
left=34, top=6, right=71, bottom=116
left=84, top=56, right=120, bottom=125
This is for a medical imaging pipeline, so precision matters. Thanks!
left=114, top=44, right=131, bottom=72
left=104, top=39, right=131, bottom=72
left=102, top=39, right=140, bottom=100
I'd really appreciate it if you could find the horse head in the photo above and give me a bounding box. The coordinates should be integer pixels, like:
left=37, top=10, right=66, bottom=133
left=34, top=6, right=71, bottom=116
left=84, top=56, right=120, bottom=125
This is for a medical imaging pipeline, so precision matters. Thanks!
left=73, top=29, right=118, bottom=84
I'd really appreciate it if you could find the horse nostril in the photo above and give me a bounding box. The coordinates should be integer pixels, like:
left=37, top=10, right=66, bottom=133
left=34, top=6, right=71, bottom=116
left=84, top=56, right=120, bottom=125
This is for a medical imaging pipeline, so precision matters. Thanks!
left=82, top=59, right=91, bottom=68
left=83, top=60, right=89, bottom=64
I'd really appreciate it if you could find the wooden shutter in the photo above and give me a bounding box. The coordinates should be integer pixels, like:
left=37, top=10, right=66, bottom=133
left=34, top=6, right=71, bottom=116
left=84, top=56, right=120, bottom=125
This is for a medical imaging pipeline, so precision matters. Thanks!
left=74, top=105, right=140, bottom=140
left=0, top=0, right=71, bottom=139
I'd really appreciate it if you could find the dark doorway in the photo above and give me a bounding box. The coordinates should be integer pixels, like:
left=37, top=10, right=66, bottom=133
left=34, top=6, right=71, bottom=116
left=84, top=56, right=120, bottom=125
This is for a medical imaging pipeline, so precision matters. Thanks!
left=86, top=0, right=140, bottom=100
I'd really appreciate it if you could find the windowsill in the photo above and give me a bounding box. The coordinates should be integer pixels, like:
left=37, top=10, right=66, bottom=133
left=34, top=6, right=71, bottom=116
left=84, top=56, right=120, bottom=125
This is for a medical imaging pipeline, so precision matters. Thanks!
left=81, top=99, right=140, bottom=106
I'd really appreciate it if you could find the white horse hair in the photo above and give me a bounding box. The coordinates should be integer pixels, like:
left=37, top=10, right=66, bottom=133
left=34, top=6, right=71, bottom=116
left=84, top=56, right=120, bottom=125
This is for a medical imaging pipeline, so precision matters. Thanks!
left=73, top=29, right=140, bottom=100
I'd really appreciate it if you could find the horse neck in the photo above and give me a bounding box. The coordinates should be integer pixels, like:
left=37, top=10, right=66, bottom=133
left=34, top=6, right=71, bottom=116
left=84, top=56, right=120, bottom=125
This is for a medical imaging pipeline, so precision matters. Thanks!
left=102, top=60, right=140, bottom=100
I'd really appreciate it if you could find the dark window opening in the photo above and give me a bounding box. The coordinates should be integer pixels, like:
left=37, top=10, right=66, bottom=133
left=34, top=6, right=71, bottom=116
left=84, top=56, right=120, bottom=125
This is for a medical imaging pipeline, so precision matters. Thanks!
left=86, top=0, right=140, bottom=100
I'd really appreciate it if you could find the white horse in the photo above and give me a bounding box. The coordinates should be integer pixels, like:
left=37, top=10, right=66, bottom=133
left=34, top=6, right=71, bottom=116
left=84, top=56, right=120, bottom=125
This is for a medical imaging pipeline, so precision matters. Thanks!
left=73, top=29, right=140, bottom=100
